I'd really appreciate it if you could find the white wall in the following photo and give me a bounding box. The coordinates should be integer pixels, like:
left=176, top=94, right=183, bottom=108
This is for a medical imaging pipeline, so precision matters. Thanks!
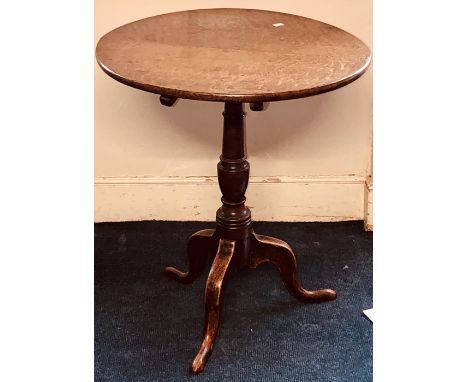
left=95, top=0, right=373, bottom=224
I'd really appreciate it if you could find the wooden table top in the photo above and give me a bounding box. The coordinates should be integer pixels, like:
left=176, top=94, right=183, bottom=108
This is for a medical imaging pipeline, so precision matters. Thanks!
left=96, top=9, right=371, bottom=102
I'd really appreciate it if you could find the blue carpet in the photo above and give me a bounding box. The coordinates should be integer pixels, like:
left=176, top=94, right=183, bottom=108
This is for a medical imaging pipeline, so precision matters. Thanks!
left=95, top=221, right=373, bottom=381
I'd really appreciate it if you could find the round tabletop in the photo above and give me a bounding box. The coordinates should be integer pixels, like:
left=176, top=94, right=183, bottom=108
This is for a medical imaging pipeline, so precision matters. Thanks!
left=96, top=9, right=371, bottom=103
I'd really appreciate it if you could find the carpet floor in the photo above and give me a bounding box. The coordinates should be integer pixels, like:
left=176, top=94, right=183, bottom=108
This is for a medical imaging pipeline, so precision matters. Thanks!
left=95, top=221, right=373, bottom=381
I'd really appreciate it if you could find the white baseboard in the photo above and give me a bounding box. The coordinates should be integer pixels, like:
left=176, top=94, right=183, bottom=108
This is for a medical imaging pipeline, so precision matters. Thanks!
left=95, top=175, right=366, bottom=223
left=364, top=176, right=373, bottom=231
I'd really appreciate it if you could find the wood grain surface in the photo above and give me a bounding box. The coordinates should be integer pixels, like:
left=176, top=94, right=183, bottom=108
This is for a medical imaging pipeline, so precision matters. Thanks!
left=96, top=8, right=371, bottom=102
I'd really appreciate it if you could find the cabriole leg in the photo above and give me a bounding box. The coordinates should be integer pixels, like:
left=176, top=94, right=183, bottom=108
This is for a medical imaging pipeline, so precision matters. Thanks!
left=191, top=239, right=236, bottom=373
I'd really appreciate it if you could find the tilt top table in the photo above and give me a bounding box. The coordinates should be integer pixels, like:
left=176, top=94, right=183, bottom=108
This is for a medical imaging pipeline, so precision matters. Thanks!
left=96, top=8, right=371, bottom=374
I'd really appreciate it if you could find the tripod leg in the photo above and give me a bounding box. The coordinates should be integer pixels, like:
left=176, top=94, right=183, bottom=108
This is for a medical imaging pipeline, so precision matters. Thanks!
left=250, top=233, right=336, bottom=303
left=165, top=229, right=216, bottom=284
left=191, top=238, right=235, bottom=373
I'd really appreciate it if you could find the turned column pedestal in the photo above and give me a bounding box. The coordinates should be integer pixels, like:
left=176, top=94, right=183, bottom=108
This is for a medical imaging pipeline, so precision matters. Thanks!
left=165, top=103, right=337, bottom=373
